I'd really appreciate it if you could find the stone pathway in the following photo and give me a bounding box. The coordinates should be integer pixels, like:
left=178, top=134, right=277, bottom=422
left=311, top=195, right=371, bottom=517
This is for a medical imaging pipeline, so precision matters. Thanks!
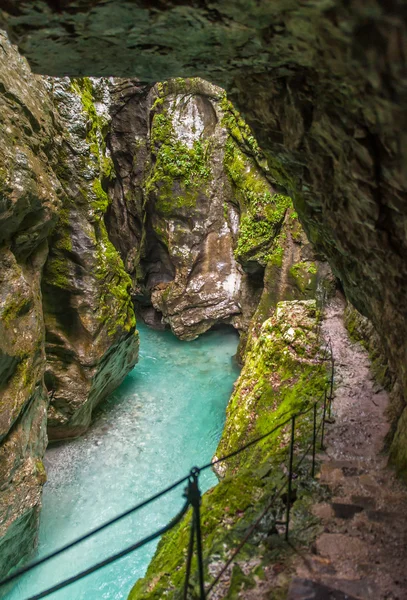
left=288, top=293, right=407, bottom=600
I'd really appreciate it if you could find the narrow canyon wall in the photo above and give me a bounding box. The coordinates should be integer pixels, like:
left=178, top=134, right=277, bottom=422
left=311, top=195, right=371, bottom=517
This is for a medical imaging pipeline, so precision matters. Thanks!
left=2, top=0, right=405, bottom=475
left=0, top=37, right=138, bottom=577
left=42, top=78, right=139, bottom=441
left=107, top=77, right=327, bottom=342
left=0, top=32, right=61, bottom=578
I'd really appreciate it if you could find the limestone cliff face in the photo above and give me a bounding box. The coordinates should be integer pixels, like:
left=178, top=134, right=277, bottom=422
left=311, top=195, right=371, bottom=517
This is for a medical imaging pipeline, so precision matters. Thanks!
left=0, top=35, right=63, bottom=576
left=107, top=79, right=259, bottom=339
left=4, top=0, right=406, bottom=474
left=141, top=79, right=263, bottom=339
left=0, top=32, right=60, bottom=578
left=0, top=37, right=138, bottom=576
left=107, top=78, right=325, bottom=341
left=42, top=78, right=139, bottom=441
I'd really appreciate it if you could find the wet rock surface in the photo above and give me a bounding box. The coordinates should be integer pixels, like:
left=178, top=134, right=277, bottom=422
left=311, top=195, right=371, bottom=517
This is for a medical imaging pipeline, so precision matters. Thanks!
left=0, top=32, right=60, bottom=578
left=107, top=77, right=324, bottom=341
left=42, top=77, right=139, bottom=440
left=108, top=78, right=261, bottom=339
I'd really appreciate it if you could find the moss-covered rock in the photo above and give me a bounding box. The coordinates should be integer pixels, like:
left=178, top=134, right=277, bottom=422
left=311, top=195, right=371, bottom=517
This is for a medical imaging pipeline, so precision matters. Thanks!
left=221, top=100, right=292, bottom=269
left=344, top=303, right=391, bottom=391
left=42, top=76, right=139, bottom=440
left=236, top=205, right=334, bottom=363
left=108, top=78, right=324, bottom=344
left=215, top=300, right=328, bottom=476
left=108, top=78, right=270, bottom=339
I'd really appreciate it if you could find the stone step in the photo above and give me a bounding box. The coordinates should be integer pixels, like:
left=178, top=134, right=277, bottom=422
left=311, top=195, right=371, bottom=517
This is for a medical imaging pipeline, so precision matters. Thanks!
left=330, top=502, right=364, bottom=520
left=350, top=495, right=376, bottom=509
left=287, top=578, right=360, bottom=600
left=365, top=509, right=394, bottom=523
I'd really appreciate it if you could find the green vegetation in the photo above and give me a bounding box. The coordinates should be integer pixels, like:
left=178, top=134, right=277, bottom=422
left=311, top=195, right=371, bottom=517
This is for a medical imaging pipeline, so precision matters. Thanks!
left=94, top=221, right=136, bottom=336
left=217, top=300, right=327, bottom=473
left=220, top=92, right=295, bottom=192
left=73, top=78, right=134, bottom=336
left=43, top=255, right=71, bottom=290
left=145, top=104, right=212, bottom=215
left=223, top=135, right=291, bottom=264
left=344, top=304, right=369, bottom=347
left=267, top=233, right=286, bottom=267
left=91, top=178, right=110, bottom=215
left=220, top=95, right=261, bottom=157
left=2, top=294, right=30, bottom=328
left=70, top=78, right=111, bottom=167
left=45, top=77, right=135, bottom=336
left=43, top=195, right=74, bottom=290
left=288, top=261, right=318, bottom=295
left=35, top=460, right=47, bottom=484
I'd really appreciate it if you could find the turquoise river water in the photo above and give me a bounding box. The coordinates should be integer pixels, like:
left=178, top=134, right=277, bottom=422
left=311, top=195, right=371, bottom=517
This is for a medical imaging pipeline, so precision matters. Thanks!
left=6, top=322, right=239, bottom=600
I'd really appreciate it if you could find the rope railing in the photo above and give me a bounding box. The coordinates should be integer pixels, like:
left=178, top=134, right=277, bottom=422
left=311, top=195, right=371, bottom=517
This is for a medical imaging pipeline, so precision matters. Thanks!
left=0, top=338, right=334, bottom=600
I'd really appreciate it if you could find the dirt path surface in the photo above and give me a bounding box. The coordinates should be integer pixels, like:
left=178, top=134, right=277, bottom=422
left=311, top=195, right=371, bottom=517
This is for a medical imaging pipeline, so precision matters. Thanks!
left=288, top=293, right=407, bottom=600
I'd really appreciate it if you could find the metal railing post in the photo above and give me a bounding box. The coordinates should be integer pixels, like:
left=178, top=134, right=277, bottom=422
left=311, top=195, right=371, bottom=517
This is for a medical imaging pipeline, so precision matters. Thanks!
left=285, top=416, right=296, bottom=541
left=183, top=506, right=195, bottom=600
left=311, top=403, right=317, bottom=477
left=184, top=467, right=205, bottom=600
left=194, top=493, right=205, bottom=600
left=328, top=348, right=334, bottom=419
left=320, top=388, right=327, bottom=450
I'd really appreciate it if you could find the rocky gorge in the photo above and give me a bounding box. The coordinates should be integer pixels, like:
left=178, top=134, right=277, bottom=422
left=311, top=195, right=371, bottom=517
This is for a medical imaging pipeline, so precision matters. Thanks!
left=0, top=30, right=328, bottom=589
left=0, top=1, right=405, bottom=598
left=2, top=0, right=405, bottom=475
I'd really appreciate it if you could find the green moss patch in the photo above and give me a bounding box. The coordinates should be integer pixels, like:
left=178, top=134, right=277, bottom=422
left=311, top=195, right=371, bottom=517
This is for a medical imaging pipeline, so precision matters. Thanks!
left=145, top=103, right=211, bottom=216
left=94, top=221, right=136, bottom=336
left=2, top=294, right=31, bottom=328
left=220, top=95, right=261, bottom=159
left=288, top=261, right=318, bottom=295
left=70, top=78, right=111, bottom=167
left=217, top=300, right=327, bottom=474
left=223, top=135, right=291, bottom=265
